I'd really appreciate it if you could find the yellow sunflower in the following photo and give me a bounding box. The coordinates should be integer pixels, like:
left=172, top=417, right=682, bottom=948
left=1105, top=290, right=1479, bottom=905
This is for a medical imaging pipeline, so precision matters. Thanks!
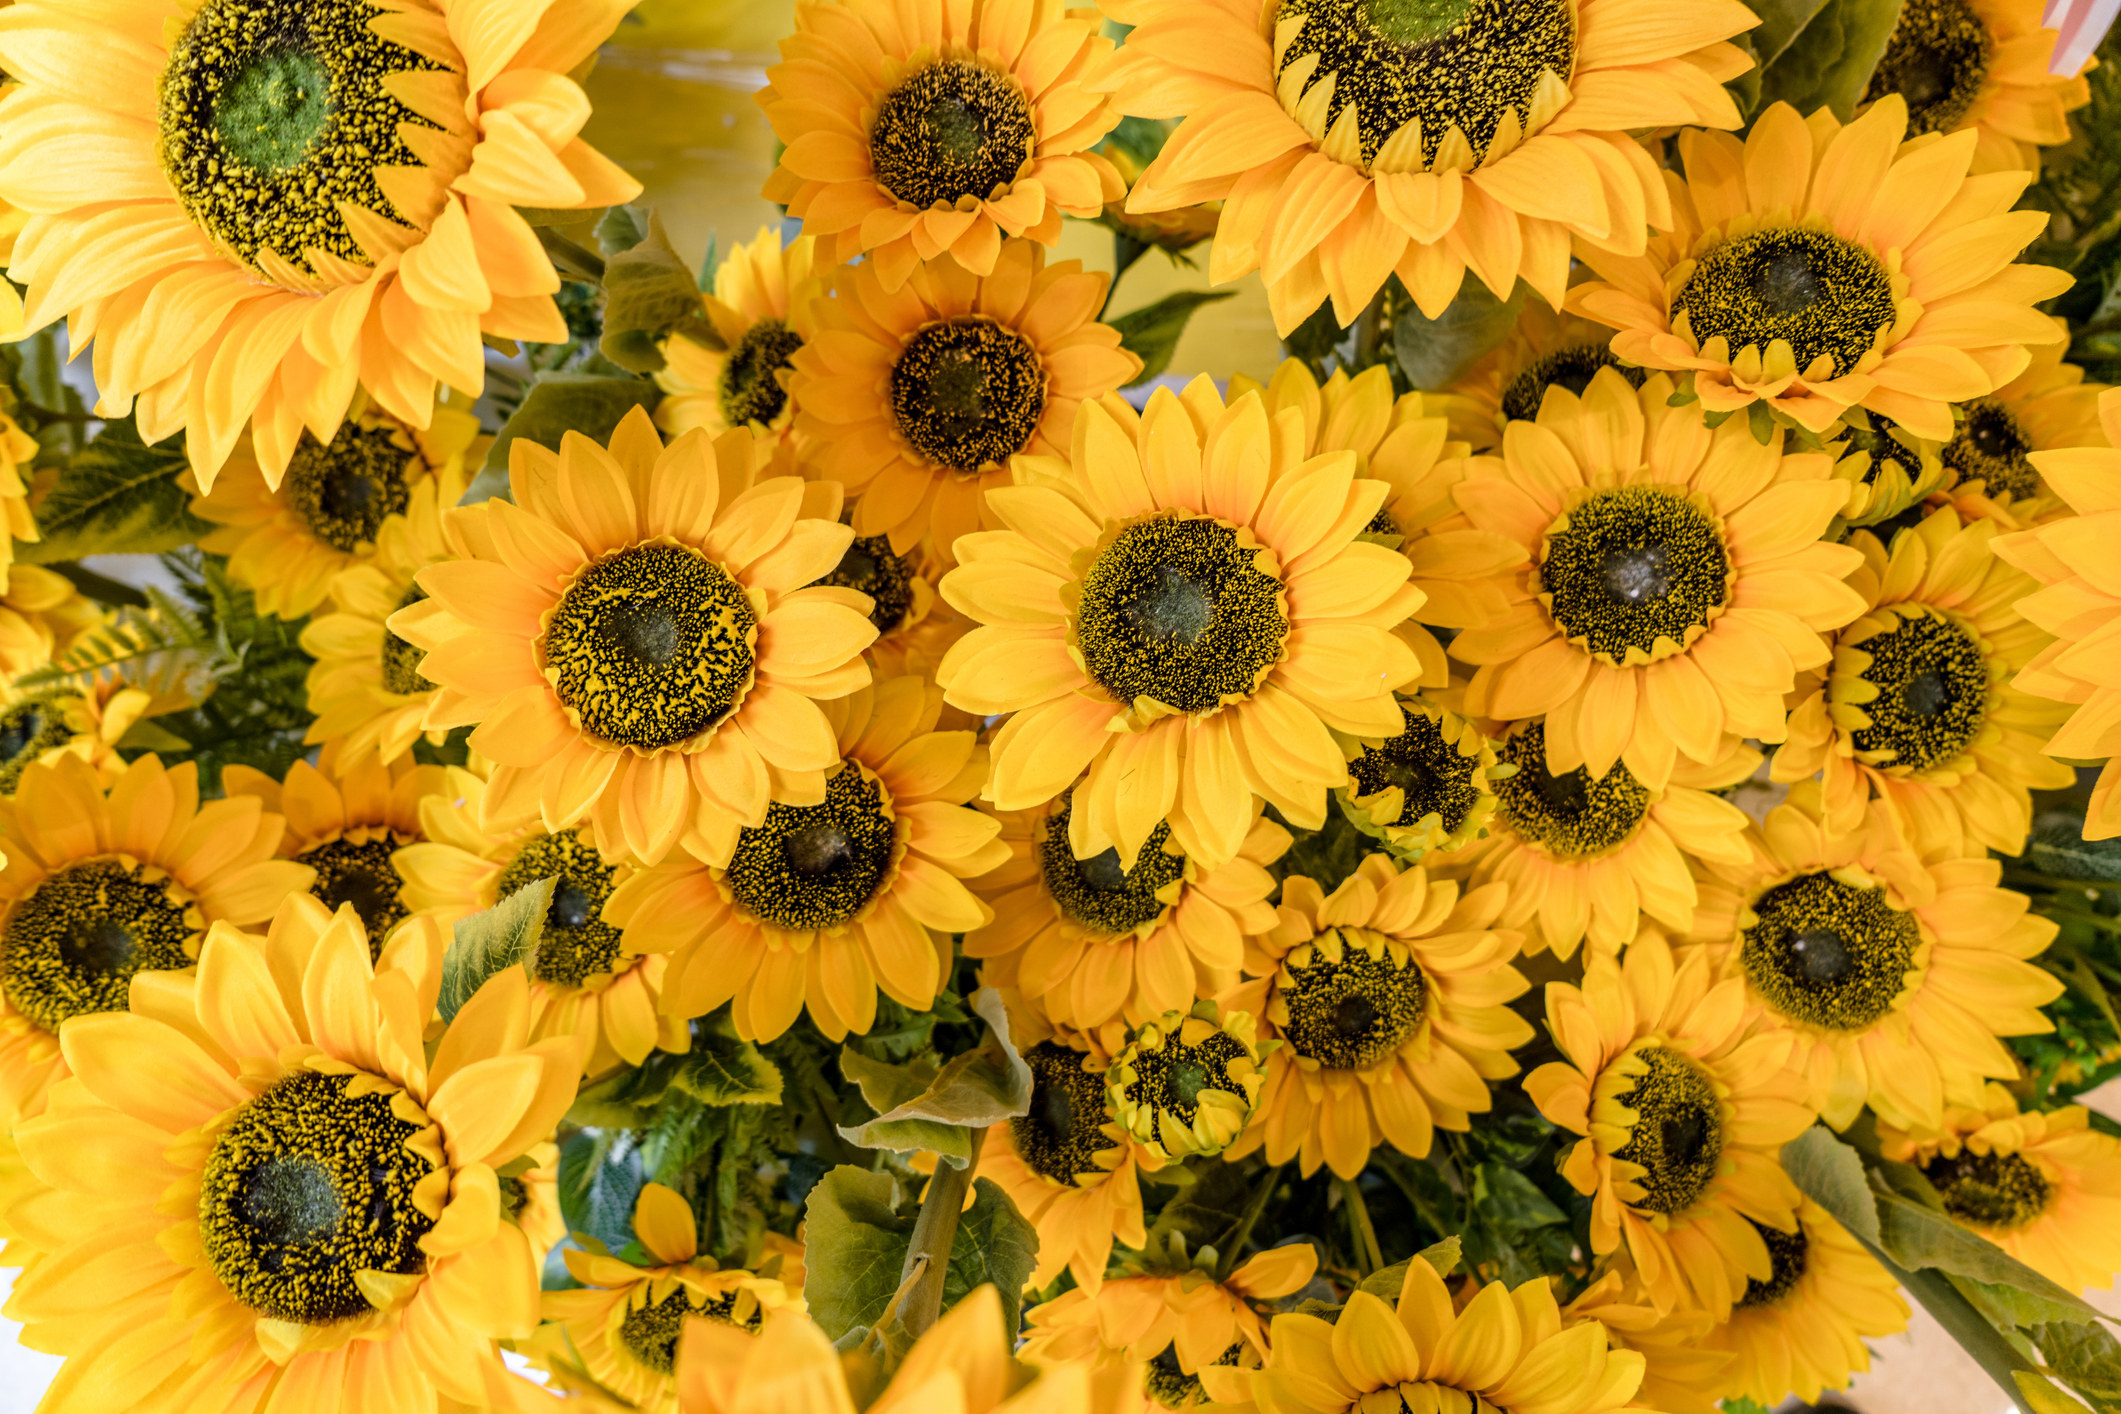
left=1452, top=722, right=1759, bottom=961
left=791, top=238, right=1141, bottom=560
left=1107, top=1000, right=1273, bottom=1161
left=1879, top=1083, right=2121, bottom=1295
left=1697, top=1196, right=1910, bottom=1406
left=1438, top=297, right=1650, bottom=453
left=1772, top=506, right=2073, bottom=856
left=528, top=1182, right=799, bottom=1412
left=965, top=793, right=1287, bottom=1032
left=1689, top=784, right=2061, bottom=1132
left=1099, top=0, right=1755, bottom=335
left=937, top=380, right=1425, bottom=873
left=1439, top=367, right=1865, bottom=790
left=1526, top=932, right=1812, bottom=1317
left=758, top=0, right=1123, bottom=290
left=1993, top=388, right=2121, bottom=837
left=1571, top=97, right=2070, bottom=440
left=0, top=752, right=309, bottom=1124
left=0, top=676, right=159, bottom=796
left=1858, top=0, right=2094, bottom=174
left=1222, top=854, right=1532, bottom=1180
left=394, top=409, right=877, bottom=867
left=1336, top=696, right=1506, bottom=861
left=1937, top=319, right=2111, bottom=530
left=0, top=563, right=96, bottom=678
left=1562, top=1269, right=1732, bottom=1414
left=816, top=531, right=968, bottom=687
left=189, top=393, right=480, bottom=620
left=396, top=763, right=688, bottom=1074
left=1825, top=410, right=1953, bottom=532
left=4, top=891, right=583, bottom=1410
left=0, top=0, right=639, bottom=488
left=607, top=676, right=1004, bottom=1043
left=656, top=226, right=824, bottom=451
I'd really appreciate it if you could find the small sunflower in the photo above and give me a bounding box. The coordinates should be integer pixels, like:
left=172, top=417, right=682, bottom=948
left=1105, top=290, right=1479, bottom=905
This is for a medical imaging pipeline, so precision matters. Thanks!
left=396, top=763, right=685, bottom=1075
left=965, top=794, right=1287, bottom=1032
left=1223, top=854, right=1532, bottom=1180
left=1336, top=696, right=1505, bottom=861
left=394, top=409, right=877, bottom=867
left=1859, top=0, right=2094, bottom=174
left=189, top=394, right=480, bottom=620
left=758, top=0, right=1123, bottom=290
left=0, top=676, right=158, bottom=796
left=1107, top=1000, right=1273, bottom=1161
left=4, top=892, right=584, bottom=1411
left=656, top=226, right=824, bottom=450
left=528, top=1182, right=799, bottom=1411
left=812, top=530, right=965, bottom=685
left=1571, top=98, right=2071, bottom=440
left=1937, top=321, right=2110, bottom=530
left=937, top=381, right=1426, bottom=873
left=1440, top=367, right=1865, bottom=790
left=607, top=676, right=1005, bottom=1043
left=1825, top=410, right=1953, bottom=533
left=0, top=752, right=310, bottom=1123
left=791, top=238, right=1140, bottom=560
left=1099, top=0, right=1756, bottom=335
left=1690, top=784, right=2061, bottom=1132
left=0, top=0, right=640, bottom=486
left=1773, top=506, right=2073, bottom=856
left=1879, top=1083, right=2121, bottom=1295
left=1526, top=932, right=1812, bottom=1317
left=1994, top=388, right=2121, bottom=837
left=1454, top=722, right=1758, bottom=961
left=1439, top=298, right=1651, bottom=452
left=0, top=563, right=97, bottom=678
left=1562, top=1269, right=1733, bottom=1414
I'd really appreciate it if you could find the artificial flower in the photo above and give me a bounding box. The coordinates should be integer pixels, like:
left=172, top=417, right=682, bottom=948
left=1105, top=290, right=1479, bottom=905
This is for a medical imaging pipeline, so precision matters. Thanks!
left=656, top=225, right=824, bottom=450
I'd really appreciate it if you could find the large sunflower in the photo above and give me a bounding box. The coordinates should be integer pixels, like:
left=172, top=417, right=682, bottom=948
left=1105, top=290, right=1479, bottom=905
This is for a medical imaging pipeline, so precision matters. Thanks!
left=0, top=752, right=309, bottom=1124
left=758, top=0, right=1123, bottom=290
left=606, top=677, right=1004, bottom=1043
left=1993, top=388, right=2121, bottom=837
left=1098, top=0, right=1756, bottom=335
left=937, top=381, right=1425, bottom=873
left=1773, top=506, right=2072, bottom=856
left=1525, top=932, right=1812, bottom=1317
left=790, top=238, right=1140, bottom=560
left=1689, top=785, right=2061, bottom=1131
left=1571, top=97, right=2069, bottom=440
left=1439, top=367, right=1865, bottom=790
left=1940, top=320, right=2111, bottom=530
left=656, top=226, right=824, bottom=452
left=393, top=410, right=877, bottom=867
left=0, top=563, right=96, bottom=678
left=1859, top=0, right=2093, bottom=174
left=1222, top=854, right=1532, bottom=1181
left=965, top=793, right=1287, bottom=1032
left=0, top=0, right=639, bottom=487
left=3, top=892, right=583, bottom=1410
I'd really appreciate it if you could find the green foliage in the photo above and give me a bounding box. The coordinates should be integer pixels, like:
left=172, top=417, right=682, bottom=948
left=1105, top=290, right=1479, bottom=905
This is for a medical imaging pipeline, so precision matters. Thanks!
left=1750, top=0, right=1904, bottom=121
left=836, top=989, right=1032, bottom=1167
left=15, top=420, right=209, bottom=564
left=438, top=876, right=553, bottom=1023
left=2005, top=819, right=2121, bottom=1102
left=1391, top=276, right=1526, bottom=391
left=1110, top=291, right=1237, bottom=387
left=479, top=372, right=660, bottom=482
left=595, top=206, right=719, bottom=373
left=557, top=1127, right=645, bottom=1258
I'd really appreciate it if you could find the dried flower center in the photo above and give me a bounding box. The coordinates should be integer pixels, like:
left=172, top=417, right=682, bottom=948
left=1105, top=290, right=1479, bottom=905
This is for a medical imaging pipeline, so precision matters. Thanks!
left=1348, top=704, right=1480, bottom=831
left=1010, top=1040, right=1112, bottom=1186
left=159, top=0, right=444, bottom=278
left=1923, top=1149, right=2053, bottom=1231
left=869, top=60, right=1035, bottom=208
left=813, top=533, right=917, bottom=635
left=282, top=422, right=415, bottom=554
left=1848, top=607, right=1989, bottom=773
left=889, top=319, right=1047, bottom=475
left=1741, top=871, right=1921, bottom=1032
left=1942, top=399, right=2040, bottom=501
left=495, top=830, right=626, bottom=986
left=1, top=859, right=196, bottom=1033
left=295, top=834, right=410, bottom=952
left=1613, top=1044, right=1722, bottom=1215
left=382, top=585, right=435, bottom=696
left=1675, top=228, right=1897, bottom=378
left=1492, top=720, right=1650, bottom=861
left=544, top=544, right=756, bottom=751
left=0, top=697, right=71, bottom=796
left=1863, top=0, right=1992, bottom=137
left=1738, top=1219, right=1810, bottom=1309
left=1039, top=797, right=1186, bottom=935
left=1540, top=487, right=1730, bottom=665
left=1500, top=346, right=1642, bottom=423
left=719, top=318, right=805, bottom=430
left=724, top=764, right=896, bottom=931
left=619, top=1286, right=755, bottom=1374
left=1278, top=935, right=1427, bottom=1070
left=1146, top=1341, right=1247, bottom=1410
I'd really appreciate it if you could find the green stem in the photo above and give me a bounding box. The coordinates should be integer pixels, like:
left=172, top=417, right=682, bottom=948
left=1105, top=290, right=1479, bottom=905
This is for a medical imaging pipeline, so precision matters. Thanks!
left=537, top=228, right=607, bottom=283
left=48, top=561, right=147, bottom=609
left=885, top=1128, right=985, bottom=1361
left=1213, top=1162, right=1285, bottom=1282
left=1340, top=1175, right=1385, bottom=1277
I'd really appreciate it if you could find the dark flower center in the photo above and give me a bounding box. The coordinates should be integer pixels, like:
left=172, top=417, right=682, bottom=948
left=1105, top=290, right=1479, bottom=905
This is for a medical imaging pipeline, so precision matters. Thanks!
left=1738, top=1219, right=1809, bottom=1309
left=1741, top=871, right=1921, bottom=1032
left=1863, top=0, right=1993, bottom=137
left=283, top=422, right=415, bottom=554
left=0, top=698, right=71, bottom=795
left=811, top=533, right=917, bottom=635
left=1501, top=346, right=1643, bottom=423
left=724, top=764, right=895, bottom=931
left=1, top=859, right=196, bottom=1033
left=1613, top=1045, right=1722, bottom=1215
left=1348, top=704, right=1481, bottom=832
left=888, top=319, right=1048, bottom=475
left=1278, top=935, right=1427, bottom=1070
left=1009, top=1041, right=1112, bottom=1186
left=1116, top=1027, right=1246, bottom=1131
left=869, top=60, right=1035, bottom=208
left=1923, top=1149, right=2053, bottom=1231
left=618, top=1286, right=753, bottom=1374
left=1848, top=607, right=1989, bottom=773
left=1038, top=797, right=1187, bottom=934
left=1942, top=399, right=2041, bottom=502
left=295, top=835, right=410, bottom=952
left=1540, top=488, right=1729, bottom=664
left=1675, top=228, right=1898, bottom=377
left=1145, top=1340, right=1247, bottom=1410
left=495, top=830, right=627, bottom=987
left=1492, top=721, right=1650, bottom=861
left=382, top=585, right=435, bottom=696
left=719, top=318, right=805, bottom=429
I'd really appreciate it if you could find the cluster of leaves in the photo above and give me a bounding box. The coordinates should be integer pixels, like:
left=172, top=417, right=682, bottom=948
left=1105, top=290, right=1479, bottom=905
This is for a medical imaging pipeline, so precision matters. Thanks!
left=2008, top=817, right=2121, bottom=1107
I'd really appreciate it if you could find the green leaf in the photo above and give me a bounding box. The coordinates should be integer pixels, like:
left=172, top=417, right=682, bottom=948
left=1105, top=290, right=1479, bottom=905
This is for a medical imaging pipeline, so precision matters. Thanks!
left=480, top=373, right=660, bottom=482
left=1780, top=1126, right=1881, bottom=1244
left=18, top=421, right=211, bottom=564
left=1357, top=1235, right=1463, bottom=1302
left=2036, top=1321, right=2121, bottom=1409
left=1872, top=1190, right=2104, bottom=1324
left=2029, top=826, right=2121, bottom=883
left=597, top=210, right=717, bottom=373
left=1744, top=0, right=1837, bottom=68
left=557, top=1128, right=643, bottom=1254
left=671, top=1032, right=785, bottom=1107
left=1894, top=1255, right=2049, bottom=1405
left=1755, top=0, right=1904, bottom=121
left=1391, top=278, right=1527, bottom=391
left=596, top=205, right=653, bottom=258
left=835, top=988, right=1034, bottom=1167
left=1111, top=290, right=1237, bottom=386
left=438, top=876, right=553, bottom=1023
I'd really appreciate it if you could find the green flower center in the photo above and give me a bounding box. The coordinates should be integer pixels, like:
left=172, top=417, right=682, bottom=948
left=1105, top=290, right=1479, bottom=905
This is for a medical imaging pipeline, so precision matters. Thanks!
left=618, top=1285, right=753, bottom=1374
left=1613, top=1044, right=1722, bottom=1215
left=1039, top=797, right=1187, bottom=935
left=283, top=422, right=415, bottom=554
left=1500, top=346, right=1643, bottom=423
left=1675, top=228, right=1897, bottom=378
left=1540, top=487, right=1730, bottom=664
left=0, top=697, right=72, bottom=796
left=544, top=544, right=757, bottom=751
left=1492, top=721, right=1650, bottom=861
left=382, top=585, right=435, bottom=696
left=812, top=533, right=917, bottom=636
left=1738, top=1219, right=1809, bottom=1309
left=1009, top=1041, right=1112, bottom=1186
left=1348, top=705, right=1480, bottom=831
left=295, top=834, right=410, bottom=953
left=200, top=1071, right=438, bottom=1325
left=1923, top=1149, right=2053, bottom=1231
left=870, top=60, right=1035, bottom=209
left=719, top=319, right=805, bottom=430
left=1741, top=871, right=1921, bottom=1032
left=1847, top=606, right=1989, bottom=773
left=889, top=319, right=1047, bottom=475
left=1279, top=935, right=1427, bottom=1070
left=1863, top=0, right=1993, bottom=138
left=1, top=859, right=196, bottom=1033
left=724, top=764, right=896, bottom=931
left=1942, top=399, right=2041, bottom=502
left=495, top=830, right=626, bottom=987
left=1145, top=1341, right=1247, bottom=1410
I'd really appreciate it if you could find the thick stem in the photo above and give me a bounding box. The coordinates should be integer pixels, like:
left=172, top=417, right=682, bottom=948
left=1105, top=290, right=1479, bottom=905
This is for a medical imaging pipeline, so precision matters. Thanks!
left=885, top=1127, right=986, bottom=1360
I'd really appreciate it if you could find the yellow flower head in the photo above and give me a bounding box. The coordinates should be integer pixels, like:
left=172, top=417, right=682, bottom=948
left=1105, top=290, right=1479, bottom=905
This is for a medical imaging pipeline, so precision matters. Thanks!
left=1108, top=1000, right=1274, bottom=1161
left=0, top=674, right=162, bottom=797
left=658, top=226, right=826, bottom=450
left=1337, top=697, right=1505, bottom=861
left=1936, top=322, right=2109, bottom=529
left=0, top=0, right=640, bottom=487
left=0, top=406, right=40, bottom=571
left=1825, top=410, right=1954, bottom=532
left=1859, top=0, right=2094, bottom=174
left=1437, top=298, right=1649, bottom=453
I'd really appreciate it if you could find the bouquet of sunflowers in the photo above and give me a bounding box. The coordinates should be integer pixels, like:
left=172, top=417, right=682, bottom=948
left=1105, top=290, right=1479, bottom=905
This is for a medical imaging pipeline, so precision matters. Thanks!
left=3, top=0, right=2121, bottom=1410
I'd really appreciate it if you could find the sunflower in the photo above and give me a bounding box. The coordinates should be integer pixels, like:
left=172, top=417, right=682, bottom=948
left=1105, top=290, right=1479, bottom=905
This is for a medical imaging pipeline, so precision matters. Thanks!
left=0, top=752, right=309, bottom=1124
left=4, top=891, right=583, bottom=1410
left=393, top=409, right=877, bottom=867
left=814, top=530, right=967, bottom=686
left=1825, top=410, right=1953, bottom=533
left=1772, top=506, right=2073, bottom=856
left=656, top=226, right=824, bottom=451
left=1453, top=722, right=1759, bottom=961
left=937, top=381, right=1425, bottom=873
left=0, top=563, right=96, bottom=678
left=1561, top=1269, right=1732, bottom=1414
left=1937, top=320, right=2110, bottom=530
left=965, top=794, right=1287, bottom=1032
left=528, top=1182, right=799, bottom=1412
left=396, top=763, right=687, bottom=1074
left=757, top=0, right=1123, bottom=290
left=606, top=676, right=1004, bottom=1043
left=1439, top=298, right=1651, bottom=453
left=1689, top=784, right=2061, bottom=1132
left=0, top=0, right=639, bottom=488
left=1526, top=931, right=1812, bottom=1317
left=0, top=676, right=158, bottom=796
left=1107, top=1000, right=1273, bottom=1161
left=1439, top=367, right=1865, bottom=790
left=1697, top=1195, right=1910, bottom=1405
left=1336, top=696, right=1506, bottom=861
left=1859, top=0, right=2093, bottom=174
left=1571, top=97, right=2070, bottom=440
left=1993, top=389, right=2121, bottom=838
left=189, top=393, right=480, bottom=620
left=1222, top=854, right=1532, bottom=1180
left=1099, top=0, right=1755, bottom=336
left=790, top=238, right=1141, bottom=560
